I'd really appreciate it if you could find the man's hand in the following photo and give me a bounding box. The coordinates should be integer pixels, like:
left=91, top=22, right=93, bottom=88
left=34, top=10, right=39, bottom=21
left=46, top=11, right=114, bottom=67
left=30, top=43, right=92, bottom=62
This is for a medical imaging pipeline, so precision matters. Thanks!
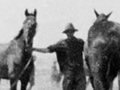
left=25, top=47, right=33, bottom=52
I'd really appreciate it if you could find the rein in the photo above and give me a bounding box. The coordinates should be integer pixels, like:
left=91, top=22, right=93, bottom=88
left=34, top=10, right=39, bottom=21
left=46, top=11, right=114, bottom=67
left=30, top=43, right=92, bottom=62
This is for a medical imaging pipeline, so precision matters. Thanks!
left=10, top=55, right=32, bottom=89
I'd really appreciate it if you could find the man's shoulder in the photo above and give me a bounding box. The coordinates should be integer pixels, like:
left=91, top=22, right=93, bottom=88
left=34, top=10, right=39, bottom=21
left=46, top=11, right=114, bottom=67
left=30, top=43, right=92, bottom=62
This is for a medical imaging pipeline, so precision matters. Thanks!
left=56, top=39, right=66, bottom=45
left=75, top=38, right=84, bottom=44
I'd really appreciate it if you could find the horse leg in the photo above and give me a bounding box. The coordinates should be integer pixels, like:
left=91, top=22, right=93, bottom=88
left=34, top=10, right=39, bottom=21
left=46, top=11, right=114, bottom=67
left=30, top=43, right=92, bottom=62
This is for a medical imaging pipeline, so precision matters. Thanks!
left=89, top=75, right=95, bottom=89
left=108, top=74, right=116, bottom=90
left=85, top=56, right=95, bottom=89
left=20, top=77, right=29, bottom=90
left=8, top=58, right=15, bottom=78
left=109, top=82, right=113, bottom=90
left=10, top=78, right=17, bottom=90
left=27, top=68, right=35, bottom=90
left=117, top=71, right=120, bottom=90
left=107, top=68, right=117, bottom=90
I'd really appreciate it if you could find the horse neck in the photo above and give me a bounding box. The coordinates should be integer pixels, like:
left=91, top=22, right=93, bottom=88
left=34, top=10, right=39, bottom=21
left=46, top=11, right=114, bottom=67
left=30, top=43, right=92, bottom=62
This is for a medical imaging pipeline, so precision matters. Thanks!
left=23, top=25, right=36, bottom=63
left=14, top=31, right=26, bottom=49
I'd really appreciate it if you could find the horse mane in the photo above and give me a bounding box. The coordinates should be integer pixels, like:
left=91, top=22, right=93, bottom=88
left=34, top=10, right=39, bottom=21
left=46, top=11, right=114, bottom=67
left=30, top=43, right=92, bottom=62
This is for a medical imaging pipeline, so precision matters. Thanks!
left=14, top=29, right=24, bottom=40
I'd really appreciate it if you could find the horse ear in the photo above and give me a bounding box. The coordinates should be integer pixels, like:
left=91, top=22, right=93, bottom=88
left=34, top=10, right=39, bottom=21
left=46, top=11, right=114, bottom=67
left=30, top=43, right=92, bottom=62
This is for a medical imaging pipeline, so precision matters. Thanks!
left=34, top=9, right=37, bottom=17
left=94, top=9, right=99, bottom=17
left=25, top=9, right=29, bottom=16
left=106, top=11, right=112, bottom=19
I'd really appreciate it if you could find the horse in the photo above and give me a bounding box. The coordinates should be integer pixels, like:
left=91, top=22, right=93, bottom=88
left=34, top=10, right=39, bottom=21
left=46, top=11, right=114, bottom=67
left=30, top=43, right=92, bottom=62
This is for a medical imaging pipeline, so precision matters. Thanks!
left=84, top=9, right=120, bottom=90
left=0, top=9, right=37, bottom=90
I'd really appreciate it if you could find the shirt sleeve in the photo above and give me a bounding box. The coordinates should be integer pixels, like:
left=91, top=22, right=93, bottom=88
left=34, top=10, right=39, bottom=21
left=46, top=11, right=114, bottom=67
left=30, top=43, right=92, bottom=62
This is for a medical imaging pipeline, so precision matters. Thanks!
left=47, top=40, right=67, bottom=53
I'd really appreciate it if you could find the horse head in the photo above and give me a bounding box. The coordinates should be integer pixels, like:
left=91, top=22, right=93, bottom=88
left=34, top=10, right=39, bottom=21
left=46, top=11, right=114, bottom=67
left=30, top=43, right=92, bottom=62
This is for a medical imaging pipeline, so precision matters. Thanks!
left=94, top=9, right=112, bottom=23
left=22, top=9, right=37, bottom=48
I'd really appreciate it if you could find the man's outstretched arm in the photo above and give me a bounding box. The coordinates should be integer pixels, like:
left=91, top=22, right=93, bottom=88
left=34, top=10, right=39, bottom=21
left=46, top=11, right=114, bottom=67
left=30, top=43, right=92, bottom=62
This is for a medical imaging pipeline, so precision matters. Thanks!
left=32, top=48, right=50, bottom=53
left=32, top=39, right=67, bottom=53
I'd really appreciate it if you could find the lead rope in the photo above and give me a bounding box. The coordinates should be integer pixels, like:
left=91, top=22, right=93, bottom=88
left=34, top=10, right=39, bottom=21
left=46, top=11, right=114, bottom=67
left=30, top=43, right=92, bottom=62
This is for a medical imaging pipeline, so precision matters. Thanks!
left=10, top=56, right=32, bottom=89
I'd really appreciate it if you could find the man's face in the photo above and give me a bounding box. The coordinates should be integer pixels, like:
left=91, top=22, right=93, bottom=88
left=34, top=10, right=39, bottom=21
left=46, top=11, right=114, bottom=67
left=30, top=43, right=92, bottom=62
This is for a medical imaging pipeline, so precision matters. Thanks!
left=66, top=32, right=74, bottom=37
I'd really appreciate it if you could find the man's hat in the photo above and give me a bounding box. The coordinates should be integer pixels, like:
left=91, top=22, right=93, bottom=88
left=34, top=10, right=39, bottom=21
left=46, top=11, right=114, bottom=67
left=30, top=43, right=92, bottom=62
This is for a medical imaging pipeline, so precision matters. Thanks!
left=63, top=23, right=78, bottom=33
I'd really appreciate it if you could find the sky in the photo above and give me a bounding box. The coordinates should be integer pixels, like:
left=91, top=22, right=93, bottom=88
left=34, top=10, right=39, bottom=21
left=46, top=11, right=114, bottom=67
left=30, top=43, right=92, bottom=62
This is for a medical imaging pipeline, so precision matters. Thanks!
left=0, top=0, right=120, bottom=57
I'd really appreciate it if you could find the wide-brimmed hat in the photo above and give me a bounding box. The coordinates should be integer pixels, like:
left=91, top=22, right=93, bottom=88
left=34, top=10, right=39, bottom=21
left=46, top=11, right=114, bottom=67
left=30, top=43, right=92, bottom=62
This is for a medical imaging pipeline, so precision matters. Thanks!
left=63, top=23, right=78, bottom=33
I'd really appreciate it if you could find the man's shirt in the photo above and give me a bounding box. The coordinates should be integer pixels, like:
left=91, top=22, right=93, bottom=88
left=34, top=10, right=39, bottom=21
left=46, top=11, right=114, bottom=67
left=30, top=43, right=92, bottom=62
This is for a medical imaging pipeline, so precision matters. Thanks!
left=47, top=36, right=84, bottom=73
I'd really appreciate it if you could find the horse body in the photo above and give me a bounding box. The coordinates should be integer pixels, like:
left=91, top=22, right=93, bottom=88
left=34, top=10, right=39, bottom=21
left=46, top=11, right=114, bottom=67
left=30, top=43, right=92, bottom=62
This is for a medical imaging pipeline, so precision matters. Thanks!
left=0, top=39, right=24, bottom=78
left=0, top=43, right=10, bottom=66
left=85, top=10, right=120, bottom=90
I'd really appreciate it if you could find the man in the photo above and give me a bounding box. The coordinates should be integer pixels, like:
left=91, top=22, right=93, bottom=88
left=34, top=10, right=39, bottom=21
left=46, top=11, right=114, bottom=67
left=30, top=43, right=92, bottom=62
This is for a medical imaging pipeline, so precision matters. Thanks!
left=33, top=23, right=86, bottom=90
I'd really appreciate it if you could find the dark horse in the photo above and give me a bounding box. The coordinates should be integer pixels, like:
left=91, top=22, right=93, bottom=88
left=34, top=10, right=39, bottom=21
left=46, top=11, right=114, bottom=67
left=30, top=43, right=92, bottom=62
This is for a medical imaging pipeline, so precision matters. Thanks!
left=0, top=9, right=37, bottom=90
left=84, top=10, right=120, bottom=90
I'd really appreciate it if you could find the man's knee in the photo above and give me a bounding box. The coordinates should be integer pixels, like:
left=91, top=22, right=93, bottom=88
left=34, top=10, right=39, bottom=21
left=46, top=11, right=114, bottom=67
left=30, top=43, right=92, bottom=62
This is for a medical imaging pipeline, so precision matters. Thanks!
left=62, top=73, right=72, bottom=90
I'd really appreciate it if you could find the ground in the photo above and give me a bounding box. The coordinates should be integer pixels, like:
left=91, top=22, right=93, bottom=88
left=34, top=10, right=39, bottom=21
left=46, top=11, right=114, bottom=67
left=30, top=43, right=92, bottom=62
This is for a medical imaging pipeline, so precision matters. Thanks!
left=0, top=54, right=119, bottom=90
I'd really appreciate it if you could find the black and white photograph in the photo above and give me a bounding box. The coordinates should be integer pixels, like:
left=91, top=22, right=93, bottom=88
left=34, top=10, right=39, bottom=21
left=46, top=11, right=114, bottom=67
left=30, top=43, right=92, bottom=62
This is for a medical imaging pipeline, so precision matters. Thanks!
left=0, top=0, right=120, bottom=90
